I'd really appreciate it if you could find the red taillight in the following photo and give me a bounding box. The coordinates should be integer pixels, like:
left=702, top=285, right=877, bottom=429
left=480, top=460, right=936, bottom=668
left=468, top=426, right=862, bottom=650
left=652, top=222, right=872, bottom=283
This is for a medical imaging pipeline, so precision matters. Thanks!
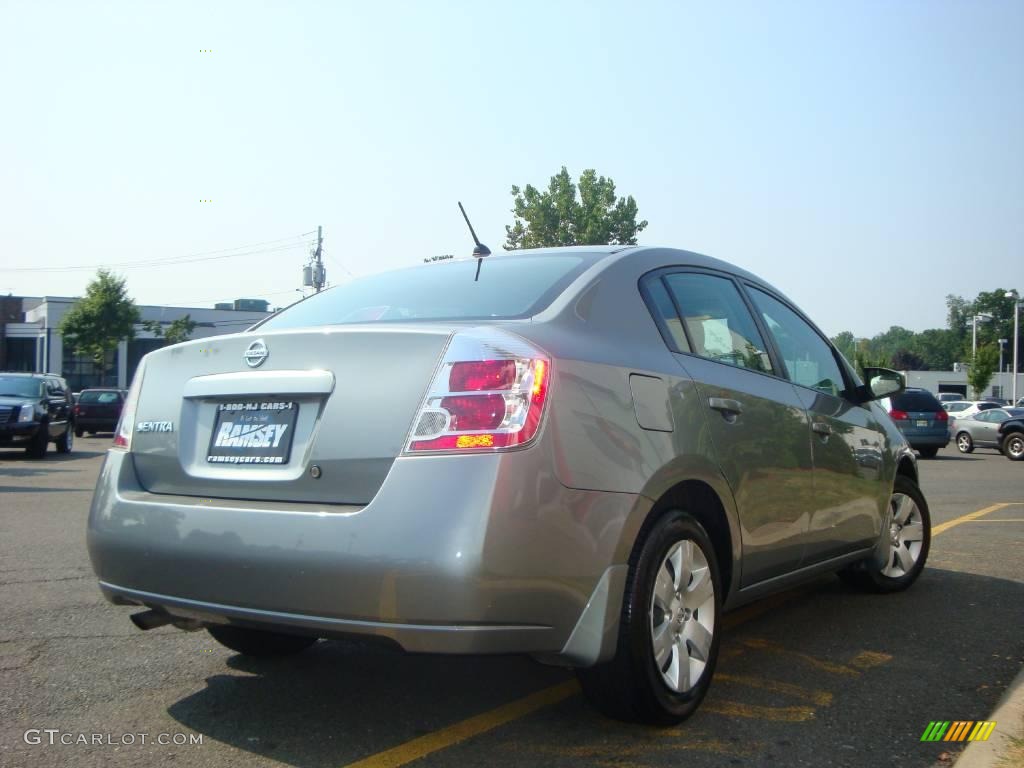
left=449, top=360, right=517, bottom=392
left=889, top=409, right=909, bottom=420
left=73, top=404, right=80, bottom=416
left=935, top=409, right=948, bottom=421
left=406, top=330, right=551, bottom=453
left=440, top=394, right=507, bottom=430
left=112, top=358, right=146, bottom=450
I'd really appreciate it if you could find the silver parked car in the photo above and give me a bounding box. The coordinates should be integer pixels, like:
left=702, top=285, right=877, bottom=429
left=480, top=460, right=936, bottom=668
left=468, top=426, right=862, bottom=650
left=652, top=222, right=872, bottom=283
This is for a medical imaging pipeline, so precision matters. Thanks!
left=88, top=246, right=930, bottom=724
left=953, top=407, right=1024, bottom=453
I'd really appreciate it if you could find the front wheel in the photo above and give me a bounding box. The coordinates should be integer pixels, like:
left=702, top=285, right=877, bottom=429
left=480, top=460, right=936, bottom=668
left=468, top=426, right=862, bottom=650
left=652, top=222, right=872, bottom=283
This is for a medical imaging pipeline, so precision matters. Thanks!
left=577, top=510, right=721, bottom=725
left=956, top=432, right=974, bottom=453
left=56, top=427, right=73, bottom=454
left=1003, top=433, right=1024, bottom=461
left=839, top=475, right=930, bottom=593
left=207, top=625, right=318, bottom=657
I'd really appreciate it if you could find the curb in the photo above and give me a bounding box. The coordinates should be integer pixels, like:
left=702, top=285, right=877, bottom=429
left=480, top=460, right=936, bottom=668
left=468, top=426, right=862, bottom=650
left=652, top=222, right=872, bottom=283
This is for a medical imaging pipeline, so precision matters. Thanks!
left=955, top=662, right=1024, bottom=767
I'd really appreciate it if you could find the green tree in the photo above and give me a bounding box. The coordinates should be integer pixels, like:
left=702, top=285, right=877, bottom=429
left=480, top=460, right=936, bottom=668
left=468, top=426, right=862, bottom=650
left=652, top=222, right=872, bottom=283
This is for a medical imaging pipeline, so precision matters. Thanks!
left=505, top=166, right=648, bottom=250
left=853, top=346, right=889, bottom=380
left=831, top=331, right=857, bottom=363
left=59, top=270, right=140, bottom=382
left=946, top=294, right=970, bottom=342
left=912, top=328, right=960, bottom=371
left=967, top=344, right=999, bottom=398
left=143, top=314, right=197, bottom=346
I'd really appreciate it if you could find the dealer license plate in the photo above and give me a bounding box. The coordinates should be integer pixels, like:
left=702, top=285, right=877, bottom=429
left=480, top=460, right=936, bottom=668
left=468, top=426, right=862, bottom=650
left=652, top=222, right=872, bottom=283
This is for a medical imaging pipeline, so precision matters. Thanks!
left=207, top=401, right=298, bottom=465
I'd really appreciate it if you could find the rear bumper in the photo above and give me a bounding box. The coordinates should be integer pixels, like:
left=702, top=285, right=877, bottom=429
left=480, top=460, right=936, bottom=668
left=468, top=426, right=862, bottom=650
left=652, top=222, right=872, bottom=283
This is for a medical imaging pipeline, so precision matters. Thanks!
left=75, top=417, right=117, bottom=431
left=903, top=433, right=950, bottom=449
left=87, top=448, right=639, bottom=663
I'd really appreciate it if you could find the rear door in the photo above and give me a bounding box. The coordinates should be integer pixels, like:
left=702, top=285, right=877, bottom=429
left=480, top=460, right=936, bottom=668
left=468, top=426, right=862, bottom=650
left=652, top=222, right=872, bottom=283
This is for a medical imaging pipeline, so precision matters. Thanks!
left=658, top=270, right=814, bottom=586
left=972, top=410, right=1009, bottom=447
left=44, top=377, right=69, bottom=438
left=744, top=286, right=885, bottom=564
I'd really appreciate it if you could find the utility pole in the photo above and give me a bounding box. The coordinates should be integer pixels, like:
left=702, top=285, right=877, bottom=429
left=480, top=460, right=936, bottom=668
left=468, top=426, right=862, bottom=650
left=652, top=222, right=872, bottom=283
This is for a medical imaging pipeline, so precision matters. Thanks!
left=313, top=225, right=325, bottom=293
left=302, top=226, right=326, bottom=294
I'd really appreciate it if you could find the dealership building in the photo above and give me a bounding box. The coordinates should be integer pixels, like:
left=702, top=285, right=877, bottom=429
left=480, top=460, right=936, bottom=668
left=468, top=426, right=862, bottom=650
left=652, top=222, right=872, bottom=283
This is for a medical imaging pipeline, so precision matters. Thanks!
left=0, top=295, right=270, bottom=390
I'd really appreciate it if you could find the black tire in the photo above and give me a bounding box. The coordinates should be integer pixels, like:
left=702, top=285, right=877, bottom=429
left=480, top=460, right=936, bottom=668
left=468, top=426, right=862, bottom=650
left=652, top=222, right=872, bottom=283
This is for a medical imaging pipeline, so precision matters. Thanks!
left=838, top=475, right=930, bottom=593
left=956, top=432, right=974, bottom=454
left=918, top=447, right=939, bottom=459
left=56, top=427, right=73, bottom=454
left=577, top=510, right=722, bottom=725
left=25, top=428, right=48, bottom=459
left=75, top=428, right=84, bottom=438
left=207, top=625, right=318, bottom=657
left=1003, top=433, right=1024, bottom=461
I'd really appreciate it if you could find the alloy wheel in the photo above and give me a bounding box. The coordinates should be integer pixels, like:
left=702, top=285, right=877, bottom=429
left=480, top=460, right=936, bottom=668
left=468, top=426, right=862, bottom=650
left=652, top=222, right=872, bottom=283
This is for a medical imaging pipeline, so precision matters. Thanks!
left=649, top=539, right=715, bottom=693
left=956, top=433, right=972, bottom=453
left=881, top=492, right=925, bottom=578
left=1006, top=435, right=1024, bottom=460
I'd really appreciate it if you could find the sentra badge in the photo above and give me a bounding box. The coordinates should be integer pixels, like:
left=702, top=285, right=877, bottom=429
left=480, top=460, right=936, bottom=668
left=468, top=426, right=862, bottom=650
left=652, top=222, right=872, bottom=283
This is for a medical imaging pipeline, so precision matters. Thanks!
left=244, top=339, right=269, bottom=368
left=136, top=421, right=174, bottom=433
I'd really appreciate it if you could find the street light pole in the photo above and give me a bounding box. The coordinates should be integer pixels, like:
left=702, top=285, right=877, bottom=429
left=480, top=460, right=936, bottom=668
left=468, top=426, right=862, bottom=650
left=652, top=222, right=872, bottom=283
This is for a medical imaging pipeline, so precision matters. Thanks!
left=1007, top=291, right=1021, bottom=404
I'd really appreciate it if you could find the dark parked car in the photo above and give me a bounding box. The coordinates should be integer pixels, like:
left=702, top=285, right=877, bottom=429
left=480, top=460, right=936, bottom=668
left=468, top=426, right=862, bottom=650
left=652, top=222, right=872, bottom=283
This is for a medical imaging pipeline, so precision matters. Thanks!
left=997, top=411, right=1024, bottom=461
left=881, top=388, right=949, bottom=458
left=0, top=372, right=75, bottom=457
left=74, top=388, right=127, bottom=436
left=953, top=408, right=1024, bottom=453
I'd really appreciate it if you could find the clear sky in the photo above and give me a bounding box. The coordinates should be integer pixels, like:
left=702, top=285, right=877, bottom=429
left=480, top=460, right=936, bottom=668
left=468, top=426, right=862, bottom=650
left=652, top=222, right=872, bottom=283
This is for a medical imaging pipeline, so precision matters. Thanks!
left=1, top=1, right=1021, bottom=337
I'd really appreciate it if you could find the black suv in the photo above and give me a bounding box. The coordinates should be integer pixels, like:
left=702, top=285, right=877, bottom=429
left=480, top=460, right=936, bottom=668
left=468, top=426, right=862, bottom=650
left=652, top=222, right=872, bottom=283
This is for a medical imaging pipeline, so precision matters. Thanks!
left=0, top=373, right=75, bottom=458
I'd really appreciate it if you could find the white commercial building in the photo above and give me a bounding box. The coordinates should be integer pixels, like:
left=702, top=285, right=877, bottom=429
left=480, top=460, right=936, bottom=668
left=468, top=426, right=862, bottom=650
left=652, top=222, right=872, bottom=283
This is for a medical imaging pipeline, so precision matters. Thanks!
left=0, top=296, right=270, bottom=390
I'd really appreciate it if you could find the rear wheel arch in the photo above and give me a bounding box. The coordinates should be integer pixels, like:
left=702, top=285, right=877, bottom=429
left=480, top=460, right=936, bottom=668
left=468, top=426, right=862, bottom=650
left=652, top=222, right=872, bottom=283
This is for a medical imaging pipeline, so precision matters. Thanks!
left=632, top=480, right=735, bottom=601
left=896, top=455, right=918, bottom=485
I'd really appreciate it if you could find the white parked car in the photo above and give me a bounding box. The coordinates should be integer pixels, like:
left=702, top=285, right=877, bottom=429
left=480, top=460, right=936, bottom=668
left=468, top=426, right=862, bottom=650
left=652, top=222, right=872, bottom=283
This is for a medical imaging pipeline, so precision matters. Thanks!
left=942, top=400, right=1002, bottom=421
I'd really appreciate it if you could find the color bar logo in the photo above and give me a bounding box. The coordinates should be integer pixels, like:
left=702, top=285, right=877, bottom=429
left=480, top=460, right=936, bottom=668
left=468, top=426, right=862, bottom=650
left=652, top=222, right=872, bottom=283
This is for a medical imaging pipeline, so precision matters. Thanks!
left=920, top=721, right=996, bottom=742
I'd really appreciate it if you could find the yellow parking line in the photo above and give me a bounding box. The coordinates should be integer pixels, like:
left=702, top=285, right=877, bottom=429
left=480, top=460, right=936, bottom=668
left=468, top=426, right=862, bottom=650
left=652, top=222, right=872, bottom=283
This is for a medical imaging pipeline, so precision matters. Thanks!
left=344, top=680, right=580, bottom=768
left=702, top=700, right=816, bottom=722
left=340, top=588, right=810, bottom=768
left=715, top=673, right=833, bottom=706
left=343, top=501, right=1020, bottom=767
left=932, top=503, right=1014, bottom=536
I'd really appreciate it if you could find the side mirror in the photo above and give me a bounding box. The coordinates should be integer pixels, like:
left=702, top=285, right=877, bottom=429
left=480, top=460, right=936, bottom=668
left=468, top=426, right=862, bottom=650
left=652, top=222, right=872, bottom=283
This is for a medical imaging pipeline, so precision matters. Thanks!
left=859, top=367, right=905, bottom=402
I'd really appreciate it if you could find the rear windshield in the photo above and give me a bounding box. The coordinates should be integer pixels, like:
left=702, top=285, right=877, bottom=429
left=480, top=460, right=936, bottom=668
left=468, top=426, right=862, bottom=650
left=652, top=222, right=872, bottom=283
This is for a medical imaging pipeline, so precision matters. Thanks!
left=259, top=254, right=590, bottom=330
left=80, top=391, right=121, bottom=404
left=890, top=391, right=941, bottom=412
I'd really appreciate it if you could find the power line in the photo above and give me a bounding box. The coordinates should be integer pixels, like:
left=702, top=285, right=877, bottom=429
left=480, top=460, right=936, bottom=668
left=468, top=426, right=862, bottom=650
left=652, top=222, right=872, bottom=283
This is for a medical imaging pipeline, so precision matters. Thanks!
left=0, top=235, right=315, bottom=273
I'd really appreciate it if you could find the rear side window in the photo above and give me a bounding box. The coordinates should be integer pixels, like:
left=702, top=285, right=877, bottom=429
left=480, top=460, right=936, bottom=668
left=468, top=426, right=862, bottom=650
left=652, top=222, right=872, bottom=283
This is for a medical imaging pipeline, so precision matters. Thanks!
left=642, top=278, right=691, bottom=352
left=891, top=391, right=941, bottom=412
left=977, top=402, right=1000, bottom=412
left=662, top=273, right=773, bottom=374
left=260, top=255, right=589, bottom=330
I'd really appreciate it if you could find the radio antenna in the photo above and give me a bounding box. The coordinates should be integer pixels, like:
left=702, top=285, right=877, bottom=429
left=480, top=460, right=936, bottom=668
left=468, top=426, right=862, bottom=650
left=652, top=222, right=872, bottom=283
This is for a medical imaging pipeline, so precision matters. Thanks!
left=458, top=201, right=491, bottom=281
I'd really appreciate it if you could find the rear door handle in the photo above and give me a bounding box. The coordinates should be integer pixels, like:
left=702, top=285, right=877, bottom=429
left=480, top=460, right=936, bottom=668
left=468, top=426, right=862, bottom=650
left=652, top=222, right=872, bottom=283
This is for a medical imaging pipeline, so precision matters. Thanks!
left=812, top=422, right=832, bottom=436
left=708, top=397, right=743, bottom=416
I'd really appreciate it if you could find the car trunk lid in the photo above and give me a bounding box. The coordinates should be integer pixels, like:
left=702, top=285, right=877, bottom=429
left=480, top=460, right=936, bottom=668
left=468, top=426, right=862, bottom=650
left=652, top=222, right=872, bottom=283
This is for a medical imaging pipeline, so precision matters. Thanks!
left=130, top=325, right=452, bottom=505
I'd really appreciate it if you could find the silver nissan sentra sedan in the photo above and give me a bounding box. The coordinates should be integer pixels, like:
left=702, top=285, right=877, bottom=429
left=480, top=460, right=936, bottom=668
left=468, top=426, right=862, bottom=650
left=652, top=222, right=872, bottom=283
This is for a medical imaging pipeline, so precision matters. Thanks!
left=87, top=246, right=930, bottom=724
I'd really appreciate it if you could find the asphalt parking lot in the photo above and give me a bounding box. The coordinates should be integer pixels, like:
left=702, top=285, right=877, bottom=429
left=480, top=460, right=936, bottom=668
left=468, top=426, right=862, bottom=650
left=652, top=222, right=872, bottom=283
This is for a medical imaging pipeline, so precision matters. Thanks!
left=1, top=438, right=1021, bottom=768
